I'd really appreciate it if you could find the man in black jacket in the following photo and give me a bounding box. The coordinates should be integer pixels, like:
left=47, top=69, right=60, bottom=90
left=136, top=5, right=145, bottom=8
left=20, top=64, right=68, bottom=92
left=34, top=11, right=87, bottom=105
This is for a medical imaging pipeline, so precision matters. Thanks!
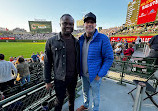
left=44, top=14, right=80, bottom=111
left=147, top=35, right=158, bottom=65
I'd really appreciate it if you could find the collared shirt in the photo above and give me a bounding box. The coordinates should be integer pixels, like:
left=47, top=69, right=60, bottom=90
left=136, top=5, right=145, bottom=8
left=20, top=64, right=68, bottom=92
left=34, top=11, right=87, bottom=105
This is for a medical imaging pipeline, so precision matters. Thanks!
left=0, top=60, right=17, bottom=83
left=82, top=34, right=93, bottom=77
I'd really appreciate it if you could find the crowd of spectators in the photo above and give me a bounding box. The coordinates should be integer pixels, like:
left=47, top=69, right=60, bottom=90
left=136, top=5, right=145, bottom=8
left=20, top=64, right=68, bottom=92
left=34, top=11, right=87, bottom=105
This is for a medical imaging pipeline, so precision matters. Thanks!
left=111, top=39, right=135, bottom=61
left=113, top=23, right=158, bottom=36
left=0, top=32, right=57, bottom=40
left=100, top=23, right=158, bottom=37
left=0, top=52, right=45, bottom=100
left=100, top=26, right=122, bottom=37
left=0, top=22, right=157, bottom=40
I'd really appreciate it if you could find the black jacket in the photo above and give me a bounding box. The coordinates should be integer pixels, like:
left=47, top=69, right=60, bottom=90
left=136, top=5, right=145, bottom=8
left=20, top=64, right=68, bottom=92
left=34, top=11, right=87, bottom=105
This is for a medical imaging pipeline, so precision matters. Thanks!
left=44, top=33, right=80, bottom=83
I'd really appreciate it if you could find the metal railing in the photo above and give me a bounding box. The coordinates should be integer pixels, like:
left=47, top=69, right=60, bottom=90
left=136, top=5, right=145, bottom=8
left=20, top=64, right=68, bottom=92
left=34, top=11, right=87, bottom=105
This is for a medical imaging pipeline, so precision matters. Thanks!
left=0, top=78, right=82, bottom=111
left=109, top=56, right=157, bottom=85
left=133, top=82, right=146, bottom=111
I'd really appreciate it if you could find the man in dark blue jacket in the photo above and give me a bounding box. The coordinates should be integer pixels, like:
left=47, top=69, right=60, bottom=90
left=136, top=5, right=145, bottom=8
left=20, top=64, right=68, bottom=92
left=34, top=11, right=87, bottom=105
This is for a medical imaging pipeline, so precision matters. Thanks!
left=77, top=12, right=114, bottom=111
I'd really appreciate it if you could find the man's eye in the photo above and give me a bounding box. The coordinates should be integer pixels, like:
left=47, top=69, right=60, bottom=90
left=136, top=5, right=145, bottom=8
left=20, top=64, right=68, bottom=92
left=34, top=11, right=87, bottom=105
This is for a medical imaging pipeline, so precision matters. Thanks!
left=62, top=23, right=67, bottom=26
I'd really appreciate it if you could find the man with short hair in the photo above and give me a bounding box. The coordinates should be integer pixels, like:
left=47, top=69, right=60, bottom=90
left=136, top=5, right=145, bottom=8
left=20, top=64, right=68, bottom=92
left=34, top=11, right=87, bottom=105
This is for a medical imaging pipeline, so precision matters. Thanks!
left=44, top=14, right=79, bottom=111
left=31, top=53, right=37, bottom=62
left=135, top=36, right=141, bottom=50
left=0, top=54, right=17, bottom=92
left=77, top=12, right=114, bottom=111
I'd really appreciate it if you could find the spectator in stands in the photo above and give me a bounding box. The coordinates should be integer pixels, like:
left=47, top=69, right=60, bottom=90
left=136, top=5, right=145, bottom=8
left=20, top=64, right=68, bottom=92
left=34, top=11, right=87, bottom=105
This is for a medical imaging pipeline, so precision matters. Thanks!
left=44, top=14, right=79, bottom=111
left=36, top=52, right=40, bottom=62
left=14, top=57, right=17, bottom=61
left=15, top=57, right=30, bottom=86
left=77, top=12, right=113, bottom=111
left=114, top=43, right=122, bottom=60
left=31, top=53, right=37, bottom=62
left=120, top=39, right=124, bottom=43
left=9, top=56, right=14, bottom=62
left=39, top=51, right=44, bottom=64
left=124, top=39, right=128, bottom=49
left=122, top=43, right=134, bottom=61
left=135, top=36, right=141, bottom=50
left=110, top=41, right=115, bottom=50
left=27, top=58, right=33, bottom=63
left=0, top=54, right=17, bottom=92
left=147, top=35, right=158, bottom=65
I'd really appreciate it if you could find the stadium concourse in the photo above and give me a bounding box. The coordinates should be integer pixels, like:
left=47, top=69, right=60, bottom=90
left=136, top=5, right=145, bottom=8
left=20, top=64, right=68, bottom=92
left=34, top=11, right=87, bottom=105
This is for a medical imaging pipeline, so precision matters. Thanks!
left=63, top=78, right=158, bottom=111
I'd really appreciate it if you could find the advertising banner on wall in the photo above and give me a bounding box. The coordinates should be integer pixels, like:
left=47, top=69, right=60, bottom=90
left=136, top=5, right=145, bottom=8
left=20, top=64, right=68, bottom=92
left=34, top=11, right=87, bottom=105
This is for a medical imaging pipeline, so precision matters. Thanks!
left=137, top=0, right=158, bottom=24
left=0, top=37, right=15, bottom=40
left=110, top=36, right=153, bottom=42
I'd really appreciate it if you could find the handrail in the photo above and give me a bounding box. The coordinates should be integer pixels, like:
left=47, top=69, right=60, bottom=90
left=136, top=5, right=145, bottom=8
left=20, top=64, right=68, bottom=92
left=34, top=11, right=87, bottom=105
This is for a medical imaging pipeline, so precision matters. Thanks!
left=0, top=82, right=44, bottom=107
left=133, top=82, right=146, bottom=111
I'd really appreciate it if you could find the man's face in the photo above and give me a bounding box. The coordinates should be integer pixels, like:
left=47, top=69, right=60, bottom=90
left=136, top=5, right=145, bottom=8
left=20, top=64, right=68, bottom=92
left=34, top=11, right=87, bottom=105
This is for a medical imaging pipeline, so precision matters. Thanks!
left=84, top=19, right=96, bottom=34
left=60, top=16, right=74, bottom=36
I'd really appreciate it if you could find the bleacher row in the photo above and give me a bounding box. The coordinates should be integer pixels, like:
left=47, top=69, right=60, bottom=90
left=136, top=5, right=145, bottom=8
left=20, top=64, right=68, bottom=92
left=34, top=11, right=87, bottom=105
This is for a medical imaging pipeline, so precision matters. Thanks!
left=0, top=62, right=82, bottom=111
left=2, top=62, right=44, bottom=98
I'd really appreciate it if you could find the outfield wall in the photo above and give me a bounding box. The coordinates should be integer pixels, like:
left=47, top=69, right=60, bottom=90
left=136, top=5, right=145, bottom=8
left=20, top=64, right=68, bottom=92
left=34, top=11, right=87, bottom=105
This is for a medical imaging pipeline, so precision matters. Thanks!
left=110, top=35, right=154, bottom=42
left=0, top=39, right=46, bottom=42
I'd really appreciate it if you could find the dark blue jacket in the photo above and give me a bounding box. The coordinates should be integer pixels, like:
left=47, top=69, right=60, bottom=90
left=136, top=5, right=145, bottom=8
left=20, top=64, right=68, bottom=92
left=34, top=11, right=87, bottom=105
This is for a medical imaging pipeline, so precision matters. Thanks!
left=79, top=29, right=114, bottom=82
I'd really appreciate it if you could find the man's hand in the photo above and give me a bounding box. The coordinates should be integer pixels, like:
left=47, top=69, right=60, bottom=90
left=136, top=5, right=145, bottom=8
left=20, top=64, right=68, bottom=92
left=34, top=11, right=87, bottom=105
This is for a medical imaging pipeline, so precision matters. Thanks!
left=45, top=83, right=53, bottom=90
left=95, top=75, right=100, bottom=80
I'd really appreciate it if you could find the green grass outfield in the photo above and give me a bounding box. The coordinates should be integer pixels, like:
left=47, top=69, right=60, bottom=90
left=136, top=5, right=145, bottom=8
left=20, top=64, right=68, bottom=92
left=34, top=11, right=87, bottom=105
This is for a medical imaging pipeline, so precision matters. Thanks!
left=0, top=42, right=46, bottom=61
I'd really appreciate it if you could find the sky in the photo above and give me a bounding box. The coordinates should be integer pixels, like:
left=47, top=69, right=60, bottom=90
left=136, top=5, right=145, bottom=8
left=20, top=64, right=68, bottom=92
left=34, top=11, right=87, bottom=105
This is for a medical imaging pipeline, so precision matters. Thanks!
left=0, top=0, right=132, bottom=32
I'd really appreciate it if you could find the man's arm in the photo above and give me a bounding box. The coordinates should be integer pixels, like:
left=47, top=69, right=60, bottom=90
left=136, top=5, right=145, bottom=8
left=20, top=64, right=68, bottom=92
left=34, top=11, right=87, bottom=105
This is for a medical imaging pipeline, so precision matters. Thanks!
left=97, top=36, right=114, bottom=78
left=44, top=39, right=53, bottom=89
left=148, top=36, right=155, bottom=48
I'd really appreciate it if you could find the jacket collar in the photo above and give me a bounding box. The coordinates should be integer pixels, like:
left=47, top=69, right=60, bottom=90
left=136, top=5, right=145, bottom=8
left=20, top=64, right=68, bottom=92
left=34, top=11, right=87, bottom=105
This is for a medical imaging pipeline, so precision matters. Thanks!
left=56, top=32, right=78, bottom=43
left=80, top=29, right=98, bottom=41
left=56, top=32, right=62, bottom=41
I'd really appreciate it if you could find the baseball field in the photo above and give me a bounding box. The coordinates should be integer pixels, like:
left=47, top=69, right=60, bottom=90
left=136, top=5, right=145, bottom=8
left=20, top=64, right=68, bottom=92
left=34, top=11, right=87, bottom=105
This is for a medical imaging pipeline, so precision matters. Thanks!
left=0, top=42, right=46, bottom=61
